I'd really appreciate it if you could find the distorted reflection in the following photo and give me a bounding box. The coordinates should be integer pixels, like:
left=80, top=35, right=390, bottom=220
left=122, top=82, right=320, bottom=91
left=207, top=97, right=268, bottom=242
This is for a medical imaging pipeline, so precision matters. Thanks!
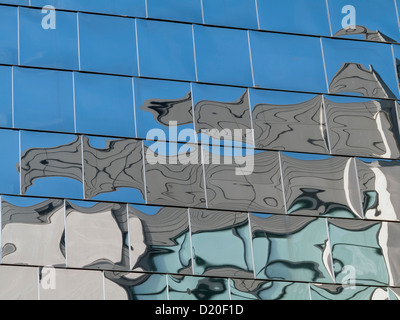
left=128, top=205, right=192, bottom=275
left=251, top=91, right=328, bottom=154
left=83, top=136, right=145, bottom=203
left=190, top=209, right=253, bottom=278
left=168, top=275, right=230, bottom=300
left=356, top=158, right=400, bottom=221
left=325, top=97, right=400, bottom=158
left=250, top=213, right=334, bottom=283
left=104, top=271, right=168, bottom=300
left=203, top=147, right=284, bottom=213
left=310, top=283, right=389, bottom=300
left=65, top=200, right=130, bottom=270
left=230, top=279, right=310, bottom=300
left=281, top=153, right=363, bottom=218
left=1, top=196, right=66, bottom=267
left=328, top=219, right=390, bottom=286
left=334, top=26, right=397, bottom=43
left=389, top=288, right=400, bottom=300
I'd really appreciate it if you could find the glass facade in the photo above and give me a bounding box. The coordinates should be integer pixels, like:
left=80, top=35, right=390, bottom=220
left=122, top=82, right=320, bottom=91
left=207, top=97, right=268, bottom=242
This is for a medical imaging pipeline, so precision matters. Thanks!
left=0, top=0, right=399, bottom=301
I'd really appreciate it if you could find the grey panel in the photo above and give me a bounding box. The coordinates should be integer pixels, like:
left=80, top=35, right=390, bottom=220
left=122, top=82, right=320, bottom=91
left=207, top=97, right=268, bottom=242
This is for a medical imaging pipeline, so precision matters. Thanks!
left=0, top=265, right=38, bottom=300
left=1, top=196, right=66, bottom=267
left=65, top=201, right=130, bottom=271
left=281, top=153, right=363, bottom=218
left=128, top=205, right=192, bottom=275
left=190, top=209, right=253, bottom=278
left=104, top=271, right=168, bottom=300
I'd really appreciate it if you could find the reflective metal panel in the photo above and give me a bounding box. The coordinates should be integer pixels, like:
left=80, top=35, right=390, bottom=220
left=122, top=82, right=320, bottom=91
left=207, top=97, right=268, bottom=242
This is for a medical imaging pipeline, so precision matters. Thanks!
left=39, top=268, right=104, bottom=300
left=144, top=142, right=206, bottom=208
left=0, top=265, right=38, bottom=300
left=168, top=274, right=230, bottom=300
left=74, top=73, right=135, bottom=138
left=257, top=0, right=330, bottom=36
left=14, top=67, right=75, bottom=133
left=136, top=19, right=196, bottom=81
left=250, top=213, right=334, bottom=283
left=250, top=90, right=329, bottom=154
left=249, top=31, right=326, bottom=93
left=230, top=279, right=310, bottom=300
left=0, top=5, right=18, bottom=65
left=193, top=84, right=253, bottom=146
left=356, top=158, right=400, bottom=221
left=0, top=66, right=12, bottom=128
left=20, top=131, right=83, bottom=199
left=389, top=288, right=400, bottom=300
left=104, top=271, right=168, bottom=300
left=328, top=0, right=400, bottom=43
left=322, top=38, right=398, bottom=99
left=194, top=25, right=253, bottom=87
left=147, top=0, right=203, bottom=23
left=128, top=205, right=192, bottom=275
left=0, top=129, right=20, bottom=195
left=0, top=1, right=29, bottom=4
left=325, top=96, right=400, bottom=158
left=78, top=13, right=138, bottom=76
left=65, top=200, right=130, bottom=270
left=83, top=136, right=145, bottom=203
left=134, top=78, right=195, bottom=143
left=328, top=218, right=390, bottom=286
left=203, top=147, right=284, bottom=214
left=190, top=209, right=253, bottom=278
left=31, top=0, right=147, bottom=17
left=202, top=0, right=258, bottom=29
left=1, top=196, right=66, bottom=267
left=281, top=153, right=363, bottom=219
left=19, top=8, right=79, bottom=69
left=310, top=283, right=389, bottom=300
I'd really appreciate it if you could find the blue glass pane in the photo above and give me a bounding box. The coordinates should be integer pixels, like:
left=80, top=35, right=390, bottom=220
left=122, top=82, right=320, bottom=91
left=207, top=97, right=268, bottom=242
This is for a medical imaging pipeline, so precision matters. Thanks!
left=0, top=5, right=18, bottom=65
left=202, top=0, right=258, bottom=29
left=257, top=0, right=331, bottom=36
left=31, top=0, right=147, bottom=17
left=134, top=78, right=195, bottom=142
left=136, top=20, right=196, bottom=81
left=74, top=73, right=135, bottom=137
left=0, top=129, right=20, bottom=194
left=79, top=13, right=138, bottom=76
left=147, top=0, right=203, bottom=23
left=14, top=67, right=75, bottom=133
left=0, top=0, right=28, bottom=4
left=322, top=38, right=399, bottom=99
left=250, top=31, right=327, bottom=93
left=328, top=0, right=400, bottom=43
left=0, top=66, right=12, bottom=127
left=194, top=25, right=253, bottom=87
left=20, top=131, right=84, bottom=199
left=19, top=8, right=79, bottom=70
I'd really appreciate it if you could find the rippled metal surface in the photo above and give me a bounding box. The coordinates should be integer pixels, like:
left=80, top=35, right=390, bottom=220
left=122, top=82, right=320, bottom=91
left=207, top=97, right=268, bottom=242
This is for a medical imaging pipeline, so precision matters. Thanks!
left=250, top=213, right=334, bottom=283
left=0, top=265, right=38, bottom=300
left=144, top=142, right=206, bottom=208
left=190, top=209, right=253, bottom=278
left=128, top=205, right=192, bottom=274
left=310, top=283, right=389, bottom=300
left=325, top=97, right=400, bottom=158
left=83, top=136, right=145, bottom=203
left=251, top=92, right=328, bottom=153
left=281, top=153, right=363, bottom=218
left=230, top=279, right=310, bottom=300
left=328, top=219, right=392, bottom=286
left=39, top=268, right=104, bottom=300
left=65, top=200, right=130, bottom=270
left=168, top=274, right=230, bottom=300
left=204, top=148, right=284, bottom=213
left=356, top=158, right=400, bottom=221
left=1, top=196, right=66, bottom=267
left=104, top=271, right=168, bottom=300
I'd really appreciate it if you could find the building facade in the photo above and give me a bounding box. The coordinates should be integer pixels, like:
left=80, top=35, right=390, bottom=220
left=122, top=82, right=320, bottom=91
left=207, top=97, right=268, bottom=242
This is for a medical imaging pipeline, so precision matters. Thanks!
left=0, top=0, right=399, bottom=300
